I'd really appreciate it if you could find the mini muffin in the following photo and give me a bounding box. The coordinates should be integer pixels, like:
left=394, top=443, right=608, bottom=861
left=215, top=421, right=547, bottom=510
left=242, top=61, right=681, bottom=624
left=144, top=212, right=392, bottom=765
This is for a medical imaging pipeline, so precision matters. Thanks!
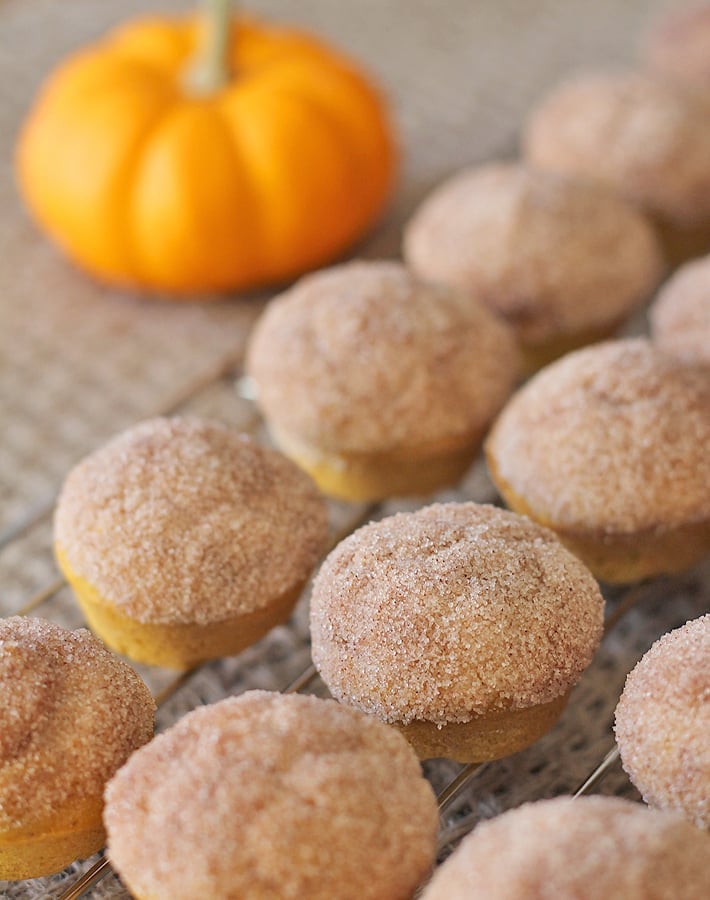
left=422, top=796, right=710, bottom=899
left=310, top=502, right=604, bottom=763
left=246, top=260, right=520, bottom=502
left=486, top=339, right=710, bottom=583
left=404, top=162, right=664, bottom=371
left=643, top=4, right=710, bottom=96
left=615, top=615, right=709, bottom=830
left=524, top=71, right=710, bottom=264
left=650, top=253, right=710, bottom=366
left=54, top=417, right=329, bottom=669
left=0, top=616, right=155, bottom=879
left=104, top=690, right=438, bottom=900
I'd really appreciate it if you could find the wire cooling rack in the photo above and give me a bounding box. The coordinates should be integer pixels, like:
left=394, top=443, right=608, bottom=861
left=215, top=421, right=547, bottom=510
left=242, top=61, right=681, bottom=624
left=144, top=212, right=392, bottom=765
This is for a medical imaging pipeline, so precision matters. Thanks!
left=2, top=362, right=708, bottom=899
left=2, top=0, right=707, bottom=897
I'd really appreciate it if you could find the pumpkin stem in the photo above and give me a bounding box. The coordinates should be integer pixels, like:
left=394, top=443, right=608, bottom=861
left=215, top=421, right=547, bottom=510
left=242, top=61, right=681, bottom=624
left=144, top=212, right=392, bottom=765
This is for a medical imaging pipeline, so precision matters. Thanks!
left=186, top=0, right=234, bottom=94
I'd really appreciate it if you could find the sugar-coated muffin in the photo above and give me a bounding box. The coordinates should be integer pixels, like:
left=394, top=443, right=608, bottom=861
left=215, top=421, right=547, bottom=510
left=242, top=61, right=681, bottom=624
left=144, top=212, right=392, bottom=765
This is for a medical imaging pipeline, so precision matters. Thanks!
left=422, top=796, right=710, bottom=899
left=246, top=260, right=520, bottom=502
left=404, top=162, right=664, bottom=371
left=486, top=339, right=710, bottom=583
left=524, top=71, right=710, bottom=263
left=54, top=417, right=329, bottom=668
left=650, top=254, right=710, bottom=366
left=0, top=616, right=155, bottom=879
left=643, top=4, right=710, bottom=95
left=104, top=691, right=438, bottom=900
left=310, top=502, right=604, bottom=762
left=615, top=615, right=709, bottom=830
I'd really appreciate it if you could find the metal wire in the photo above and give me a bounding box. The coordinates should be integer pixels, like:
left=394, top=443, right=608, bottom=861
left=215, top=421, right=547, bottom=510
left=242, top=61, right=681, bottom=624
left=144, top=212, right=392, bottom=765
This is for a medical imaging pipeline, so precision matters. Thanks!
left=15, top=576, right=65, bottom=616
left=573, top=745, right=621, bottom=798
left=434, top=745, right=623, bottom=858
left=437, top=763, right=488, bottom=814
left=57, top=857, right=112, bottom=900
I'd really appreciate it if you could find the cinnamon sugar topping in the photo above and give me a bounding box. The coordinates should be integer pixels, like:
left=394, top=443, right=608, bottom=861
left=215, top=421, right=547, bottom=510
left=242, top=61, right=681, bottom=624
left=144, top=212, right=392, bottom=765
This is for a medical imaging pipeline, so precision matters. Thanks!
left=644, top=5, right=710, bottom=92
left=105, top=691, right=438, bottom=900
left=404, top=162, right=663, bottom=344
left=422, top=796, right=710, bottom=899
left=486, top=339, right=710, bottom=534
left=310, top=502, right=603, bottom=725
left=246, top=261, right=519, bottom=454
left=54, top=417, right=329, bottom=625
left=525, top=71, right=710, bottom=225
left=615, top=615, right=710, bottom=829
left=651, top=255, right=710, bottom=366
left=0, top=616, right=154, bottom=833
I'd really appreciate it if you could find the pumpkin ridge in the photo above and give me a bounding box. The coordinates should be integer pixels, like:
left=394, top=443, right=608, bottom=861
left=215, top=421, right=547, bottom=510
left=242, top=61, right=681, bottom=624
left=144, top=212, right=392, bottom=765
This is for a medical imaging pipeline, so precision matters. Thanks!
left=221, top=85, right=362, bottom=279
left=269, top=83, right=369, bottom=227
left=200, top=100, right=269, bottom=282
left=105, top=15, right=195, bottom=76
left=105, top=93, right=181, bottom=287
left=18, top=59, right=178, bottom=286
left=129, top=99, right=270, bottom=292
left=255, top=58, right=395, bottom=224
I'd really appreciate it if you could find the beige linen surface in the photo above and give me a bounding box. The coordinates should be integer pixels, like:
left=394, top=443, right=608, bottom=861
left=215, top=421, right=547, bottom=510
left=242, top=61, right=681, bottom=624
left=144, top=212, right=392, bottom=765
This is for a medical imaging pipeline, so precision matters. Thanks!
left=1, top=2, right=707, bottom=898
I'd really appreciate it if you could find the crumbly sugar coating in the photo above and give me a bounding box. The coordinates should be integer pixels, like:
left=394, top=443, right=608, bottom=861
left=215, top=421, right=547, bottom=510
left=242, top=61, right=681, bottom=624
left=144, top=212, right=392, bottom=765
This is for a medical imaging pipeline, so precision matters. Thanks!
left=0, top=616, right=155, bottom=833
left=421, top=796, right=710, bottom=899
left=486, top=338, right=710, bottom=534
left=246, top=260, right=520, bottom=454
left=310, top=502, right=604, bottom=725
left=650, top=254, right=710, bottom=366
left=404, top=162, right=663, bottom=343
left=54, top=417, right=329, bottom=625
left=524, top=71, right=710, bottom=225
left=643, top=4, right=710, bottom=91
left=615, top=615, right=710, bottom=829
left=104, top=691, right=438, bottom=900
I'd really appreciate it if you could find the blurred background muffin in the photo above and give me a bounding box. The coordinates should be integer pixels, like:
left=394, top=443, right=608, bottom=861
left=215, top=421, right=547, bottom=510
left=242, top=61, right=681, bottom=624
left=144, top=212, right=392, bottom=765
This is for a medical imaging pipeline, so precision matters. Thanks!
left=404, top=162, right=664, bottom=370
left=524, top=71, right=710, bottom=264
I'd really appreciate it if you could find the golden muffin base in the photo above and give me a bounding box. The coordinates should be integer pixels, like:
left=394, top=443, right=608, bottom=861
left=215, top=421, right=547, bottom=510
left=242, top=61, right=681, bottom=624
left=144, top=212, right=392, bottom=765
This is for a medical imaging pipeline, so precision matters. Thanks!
left=269, top=425, right=483, bottom=503
left=396, top=693, right=569, bottom=763
left=56, top=548, right=305, bottom=669
left=0, top=798, right=103, bottom=880
left=487, top=457, right=710, bottom=584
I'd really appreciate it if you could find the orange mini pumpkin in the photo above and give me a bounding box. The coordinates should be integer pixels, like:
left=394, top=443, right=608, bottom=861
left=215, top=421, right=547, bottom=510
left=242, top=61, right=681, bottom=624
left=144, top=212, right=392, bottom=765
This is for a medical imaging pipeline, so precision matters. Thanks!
left=16, top=6, right=397, bottom=296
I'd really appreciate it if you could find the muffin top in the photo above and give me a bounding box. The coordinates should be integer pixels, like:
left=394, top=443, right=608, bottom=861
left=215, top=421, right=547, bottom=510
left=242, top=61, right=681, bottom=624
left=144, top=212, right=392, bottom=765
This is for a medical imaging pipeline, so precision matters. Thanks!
left=404, top=162, right=663, bottom=344
left=54, top=417, right=329, bottom=625
left=615, top=614, right=710, bottom=830
left=422, top=796, right=710, bottom=899
left=524, top=71, right=710, bottom=225
left=650, top=254, right=710, bottom=366
left=310, top=502, right=603, bottom=726
left=246, top=260, right=519, bottom=454
left=0, top=616, right=154, bottom=835
left=104, top=690, right=438, bottom=900
left=486, top=339, right=710, bottom=534
left=643, top=4, right=710, bottom=92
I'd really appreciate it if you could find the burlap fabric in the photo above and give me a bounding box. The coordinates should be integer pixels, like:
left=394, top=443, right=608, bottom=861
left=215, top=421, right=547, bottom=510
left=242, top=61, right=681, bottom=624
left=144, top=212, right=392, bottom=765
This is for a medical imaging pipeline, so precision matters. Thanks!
left=1, top=1, right=707, bottom=897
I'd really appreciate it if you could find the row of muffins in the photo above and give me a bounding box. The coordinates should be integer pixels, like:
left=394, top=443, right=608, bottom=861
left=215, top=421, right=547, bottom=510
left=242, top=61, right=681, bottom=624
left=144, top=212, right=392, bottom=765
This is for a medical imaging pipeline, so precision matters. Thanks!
left=2, top=604, right=708, bottom=895
left=5, top=403, right=707, bottom=886
left=247, top=259, right=710, bottom=584
left=6, top=4, right=710, bottom=896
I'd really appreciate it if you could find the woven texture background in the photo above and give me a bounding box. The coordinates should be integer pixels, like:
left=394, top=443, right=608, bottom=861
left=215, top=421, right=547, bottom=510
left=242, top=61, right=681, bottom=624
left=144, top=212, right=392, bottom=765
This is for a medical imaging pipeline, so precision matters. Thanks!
left=2, top=0, right=708, bottom=897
